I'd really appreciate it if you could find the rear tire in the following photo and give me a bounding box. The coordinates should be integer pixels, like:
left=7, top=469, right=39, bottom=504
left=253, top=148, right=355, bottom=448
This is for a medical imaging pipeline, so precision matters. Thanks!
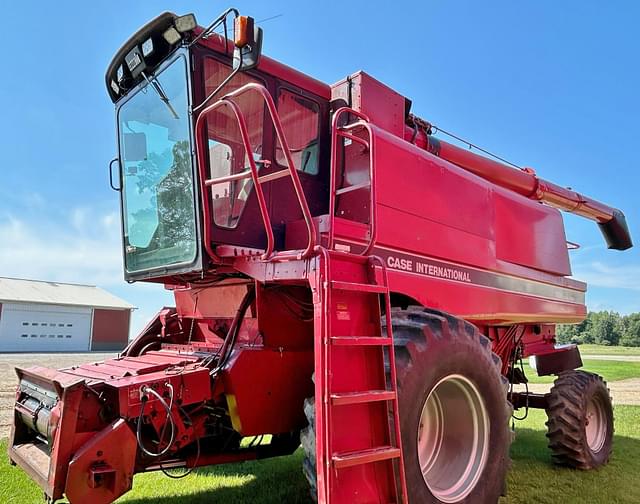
left=545, top=370, right=613, bottom=469
left=386, top=307, right=511, bottom=504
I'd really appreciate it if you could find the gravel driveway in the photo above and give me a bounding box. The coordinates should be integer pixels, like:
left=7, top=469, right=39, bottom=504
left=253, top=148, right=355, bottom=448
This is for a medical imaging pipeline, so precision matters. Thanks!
left=0, top=353, right=115, bottom=438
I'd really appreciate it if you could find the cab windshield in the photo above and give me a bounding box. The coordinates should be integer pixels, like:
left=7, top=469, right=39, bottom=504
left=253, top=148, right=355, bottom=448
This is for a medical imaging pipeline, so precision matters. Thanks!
left=117, top=55, right=197, bottom=273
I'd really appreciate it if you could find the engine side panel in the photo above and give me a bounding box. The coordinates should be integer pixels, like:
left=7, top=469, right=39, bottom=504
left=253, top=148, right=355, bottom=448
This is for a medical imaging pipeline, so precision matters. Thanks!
left=374, top=127, right=571, bottom=277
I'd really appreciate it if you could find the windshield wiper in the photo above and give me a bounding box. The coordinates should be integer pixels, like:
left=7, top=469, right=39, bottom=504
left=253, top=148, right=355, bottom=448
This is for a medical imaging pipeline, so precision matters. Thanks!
left=142, top=71, right=179, bottom=120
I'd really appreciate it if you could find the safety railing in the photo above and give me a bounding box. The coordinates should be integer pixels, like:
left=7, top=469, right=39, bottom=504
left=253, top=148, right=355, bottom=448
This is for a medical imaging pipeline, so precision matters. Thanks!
left=328, top=107, right=377, bottom=256
left=195, top=82, right=317, bottom=261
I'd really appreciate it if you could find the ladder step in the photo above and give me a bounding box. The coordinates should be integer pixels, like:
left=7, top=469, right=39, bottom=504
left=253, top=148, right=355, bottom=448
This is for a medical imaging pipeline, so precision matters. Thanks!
left=331, top=280, right=388, bottom=294
left=331, top=390, right=396, bottom=406
left=332, top=446, right=401, bottom=469
left=331, top=336, right=393, bottom=346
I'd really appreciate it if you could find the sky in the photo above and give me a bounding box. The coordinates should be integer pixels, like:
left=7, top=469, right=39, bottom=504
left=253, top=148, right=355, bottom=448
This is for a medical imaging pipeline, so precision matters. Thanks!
left=0, top=1, right=638, bottom=336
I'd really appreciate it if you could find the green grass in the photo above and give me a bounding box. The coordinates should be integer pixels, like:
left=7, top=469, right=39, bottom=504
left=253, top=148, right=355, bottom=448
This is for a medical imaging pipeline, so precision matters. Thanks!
left=527, top=359, right=640, bottom=384
left=578, top=344, right=640, bottom=356
left=0, top=440, right=310, bottom=504
left=502, top=406, right=640, bottom=503
left=1, top=406, right=639, bottom=503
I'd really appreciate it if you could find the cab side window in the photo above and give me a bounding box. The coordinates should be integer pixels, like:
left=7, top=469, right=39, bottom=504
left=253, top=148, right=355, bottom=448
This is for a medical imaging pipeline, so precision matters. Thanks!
left=203, top=57, right=265, bottom=229
left=276, top=89, right=320, bottom=175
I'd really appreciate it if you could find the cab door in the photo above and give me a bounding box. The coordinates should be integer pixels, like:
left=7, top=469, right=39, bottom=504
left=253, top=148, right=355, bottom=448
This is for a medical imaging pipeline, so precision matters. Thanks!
left=196, top=53, right=275, bottom=250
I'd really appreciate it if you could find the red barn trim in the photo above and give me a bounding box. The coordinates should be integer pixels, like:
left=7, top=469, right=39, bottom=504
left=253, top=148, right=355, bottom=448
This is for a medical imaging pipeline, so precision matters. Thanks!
left=90, top=308, right=132, bottom=351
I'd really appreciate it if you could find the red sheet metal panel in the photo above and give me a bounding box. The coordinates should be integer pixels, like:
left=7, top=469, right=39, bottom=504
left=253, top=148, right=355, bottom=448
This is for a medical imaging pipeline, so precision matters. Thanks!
left=106, top=366, right=212, bottom=418
left=65, top=419, right=137, bottom=504
left=384, top=263, right=585, bottom=324
left=197, top=33, right=331, bottom=100
left=375, top=129, right=494, bottom=245
left=174, top=282, right=250, bottom=318
left=332, top=72, right=406, bottom=137
left=328, top=238, right=585, bottom=324
left=91, top=309, right=130, bottom=351
left=376, top=204, right=497, bottom=269
left=494, top=191, right=571, bottom=276
left=60, top=352, right=201, bottom=381
left=221, top=346, right=313, bottom=435
left=373, top=125, right=572, bottom=279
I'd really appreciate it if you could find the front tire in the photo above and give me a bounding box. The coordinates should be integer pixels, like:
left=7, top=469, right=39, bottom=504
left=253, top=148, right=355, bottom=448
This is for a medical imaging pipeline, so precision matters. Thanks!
left=545, top=370, right=614, bottom=469
left=386, top=307, right=511, bottom=504
left=301, top=307, right=512, bottom=503
left=300, top=396, right=317, bottom=501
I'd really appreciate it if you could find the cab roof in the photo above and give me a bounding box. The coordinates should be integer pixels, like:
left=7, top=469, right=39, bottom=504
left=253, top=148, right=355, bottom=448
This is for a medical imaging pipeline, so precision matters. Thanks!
left=106, top=11, right=331, bottom=103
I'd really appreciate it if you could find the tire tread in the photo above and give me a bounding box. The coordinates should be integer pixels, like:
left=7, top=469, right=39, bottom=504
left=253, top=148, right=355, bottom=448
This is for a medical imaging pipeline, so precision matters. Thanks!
left=545, top=370, right=613, bottom=469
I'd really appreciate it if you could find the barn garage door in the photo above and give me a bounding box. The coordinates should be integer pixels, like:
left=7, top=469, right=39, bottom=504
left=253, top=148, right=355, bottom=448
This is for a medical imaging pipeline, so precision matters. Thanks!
left=0, top=303, right=92, bottom=352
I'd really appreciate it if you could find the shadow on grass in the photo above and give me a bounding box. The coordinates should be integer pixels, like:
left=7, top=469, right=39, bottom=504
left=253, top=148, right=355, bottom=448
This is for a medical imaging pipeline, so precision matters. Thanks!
left=3, top=424, right=639, bottom=503
left=121, top=430, right=640, bottom=504
left=119, top=450, right=311, bottom=504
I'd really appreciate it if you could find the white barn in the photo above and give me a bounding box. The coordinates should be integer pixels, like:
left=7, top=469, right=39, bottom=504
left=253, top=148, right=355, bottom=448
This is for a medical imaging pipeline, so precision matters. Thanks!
left=0, top=277, right=134, bottom=352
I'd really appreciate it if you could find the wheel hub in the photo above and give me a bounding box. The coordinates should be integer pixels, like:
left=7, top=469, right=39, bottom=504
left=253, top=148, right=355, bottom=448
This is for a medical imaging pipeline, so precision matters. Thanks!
left=417, top=374, right=489, bottom=503
left=585, top=395, right=607, bottom=453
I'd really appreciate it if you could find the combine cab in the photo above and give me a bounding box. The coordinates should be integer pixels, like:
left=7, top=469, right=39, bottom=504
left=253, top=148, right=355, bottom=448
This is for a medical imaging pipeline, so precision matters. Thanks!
left=9, top=8, right=631, bottom=504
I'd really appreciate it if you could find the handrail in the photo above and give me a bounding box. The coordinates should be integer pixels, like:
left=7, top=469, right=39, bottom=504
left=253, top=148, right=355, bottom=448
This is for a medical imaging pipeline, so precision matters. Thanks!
left=195, top=82, right=317, bottom=261
left=329, top=107, right=378, bottom=255
left=217, top=82, right=317, bottom=259
left=204, top=170, right=252, bottom=185
left=195, top=97, right=274, bottom=260
left=338, top=131, right=370, bottom=149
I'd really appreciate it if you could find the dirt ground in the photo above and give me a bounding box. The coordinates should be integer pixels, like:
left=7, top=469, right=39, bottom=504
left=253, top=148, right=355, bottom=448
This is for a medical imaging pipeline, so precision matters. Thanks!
left=517, top=378, right=640, bottom=406
left=583, top=355, right=640, bottom=362
left=0, top=353, right=114, bottom=438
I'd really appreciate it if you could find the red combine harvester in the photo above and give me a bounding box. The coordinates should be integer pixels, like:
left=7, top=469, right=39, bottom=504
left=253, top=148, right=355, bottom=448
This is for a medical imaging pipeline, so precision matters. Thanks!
left=9, top=9, right=632, bottom=504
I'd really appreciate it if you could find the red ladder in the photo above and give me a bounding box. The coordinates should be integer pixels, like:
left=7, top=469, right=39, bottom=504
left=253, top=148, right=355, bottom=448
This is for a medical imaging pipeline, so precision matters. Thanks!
left=316, top=251, right=407, bottom=503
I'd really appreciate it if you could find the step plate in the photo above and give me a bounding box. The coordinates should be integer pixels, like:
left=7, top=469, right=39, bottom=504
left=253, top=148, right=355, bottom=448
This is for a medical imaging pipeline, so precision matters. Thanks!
left=332, top=446, right=401, bottom=469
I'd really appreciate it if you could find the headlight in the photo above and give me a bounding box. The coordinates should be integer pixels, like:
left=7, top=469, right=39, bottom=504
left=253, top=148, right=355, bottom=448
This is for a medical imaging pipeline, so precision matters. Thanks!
left=175, top=13, right=197, bottom=33
left=142, top=37, right=154, bottom=57
left=124, top=47, right=146, bottom=78
left=162, top=26, right=181, bottom=45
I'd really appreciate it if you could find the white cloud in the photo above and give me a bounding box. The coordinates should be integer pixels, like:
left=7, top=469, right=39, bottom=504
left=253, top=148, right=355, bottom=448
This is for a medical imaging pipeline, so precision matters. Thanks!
left=573, top=261, right=640, bottom=291
left=0, top=209, right=123, bottom=286
left=0, top=208, right=174, bottom=336
left=101, top=212, right=118, bottom=229
left=70, top=207, right=88, bottom=232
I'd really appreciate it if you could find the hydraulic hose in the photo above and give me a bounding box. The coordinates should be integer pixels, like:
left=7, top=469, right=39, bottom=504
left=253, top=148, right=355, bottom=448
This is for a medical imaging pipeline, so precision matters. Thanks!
left=209, top=287, right=255, bottom=376
left=136, top=384, right=176, bottom=458
left=160, top=405, right=201, bottom=479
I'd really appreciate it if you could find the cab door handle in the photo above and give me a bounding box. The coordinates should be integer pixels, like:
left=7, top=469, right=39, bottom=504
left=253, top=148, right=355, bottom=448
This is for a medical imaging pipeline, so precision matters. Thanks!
left=109, top=157, right=122, bottom=191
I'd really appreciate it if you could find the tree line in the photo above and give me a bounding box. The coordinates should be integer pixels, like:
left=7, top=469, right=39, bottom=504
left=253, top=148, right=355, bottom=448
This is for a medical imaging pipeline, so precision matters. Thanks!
left=557, top=311, right=640, bottom=347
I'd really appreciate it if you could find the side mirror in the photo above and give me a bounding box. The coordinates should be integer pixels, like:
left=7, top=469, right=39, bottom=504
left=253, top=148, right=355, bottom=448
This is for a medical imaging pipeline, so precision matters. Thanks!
left=232, top=16, right=263, bottom=71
